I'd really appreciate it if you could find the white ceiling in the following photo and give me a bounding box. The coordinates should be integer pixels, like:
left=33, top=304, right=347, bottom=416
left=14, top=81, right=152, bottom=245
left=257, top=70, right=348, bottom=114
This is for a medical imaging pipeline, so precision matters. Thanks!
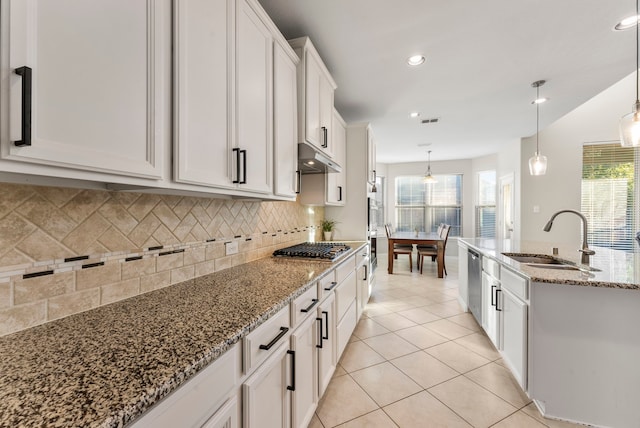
left=257, top=0, right=636, bottom=164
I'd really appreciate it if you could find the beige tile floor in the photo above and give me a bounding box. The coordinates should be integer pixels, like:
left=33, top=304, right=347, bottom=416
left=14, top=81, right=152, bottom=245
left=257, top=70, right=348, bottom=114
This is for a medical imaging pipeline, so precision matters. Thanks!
left=309, top=256, right=584, bottom=428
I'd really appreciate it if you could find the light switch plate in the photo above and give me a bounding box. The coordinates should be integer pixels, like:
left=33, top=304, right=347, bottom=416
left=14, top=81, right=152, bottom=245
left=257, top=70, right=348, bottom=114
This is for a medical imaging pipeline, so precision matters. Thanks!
left=533, top=205, right=540, bottom=213
left=225, top=241, right=238, bottom=256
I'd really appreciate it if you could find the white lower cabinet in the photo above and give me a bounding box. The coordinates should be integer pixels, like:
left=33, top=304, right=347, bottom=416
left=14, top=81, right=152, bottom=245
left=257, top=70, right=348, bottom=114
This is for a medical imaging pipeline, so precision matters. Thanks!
left=481, top=271, right=500, bottom=348
left=500, top=280, right=528, bottom=389
left=202, top=396, right=239, bottom=428
left=290, top=312, right=318, bottom=428
left=242, top=341, right=291, bottom=428
left=336, top=300, right=357, bottom=358
left=317, top=293, right=336, bottom=397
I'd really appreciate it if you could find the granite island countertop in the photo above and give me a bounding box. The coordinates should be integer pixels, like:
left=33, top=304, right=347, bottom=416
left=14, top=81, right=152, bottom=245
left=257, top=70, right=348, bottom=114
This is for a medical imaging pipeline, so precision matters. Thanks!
left=459, top=238, right=640, bottom=290
left=0, top=242, right=366, bottom=428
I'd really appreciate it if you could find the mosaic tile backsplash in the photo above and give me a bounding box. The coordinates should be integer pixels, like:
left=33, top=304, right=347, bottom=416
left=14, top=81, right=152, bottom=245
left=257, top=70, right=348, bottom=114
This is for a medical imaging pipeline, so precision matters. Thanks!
left=0, top=183, right=324, bottom=336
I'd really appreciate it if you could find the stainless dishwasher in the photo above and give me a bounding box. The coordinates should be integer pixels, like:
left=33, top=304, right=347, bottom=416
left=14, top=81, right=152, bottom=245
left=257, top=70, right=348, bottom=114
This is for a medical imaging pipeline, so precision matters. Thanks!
left=467, top=248, right=482, bottom=324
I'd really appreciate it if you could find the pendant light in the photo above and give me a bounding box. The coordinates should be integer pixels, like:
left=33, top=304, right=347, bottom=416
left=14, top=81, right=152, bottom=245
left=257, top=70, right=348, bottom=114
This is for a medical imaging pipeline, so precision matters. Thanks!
left=620, top=0, right=640, bottom=147
left=423, top=150, right=437, bottom=183
left=528, top=80, right=548, bottom=176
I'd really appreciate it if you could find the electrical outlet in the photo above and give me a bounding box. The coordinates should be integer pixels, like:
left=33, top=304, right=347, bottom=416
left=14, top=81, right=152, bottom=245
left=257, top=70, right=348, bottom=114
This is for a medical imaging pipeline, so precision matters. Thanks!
left=225, top=241, right=238, bottom=256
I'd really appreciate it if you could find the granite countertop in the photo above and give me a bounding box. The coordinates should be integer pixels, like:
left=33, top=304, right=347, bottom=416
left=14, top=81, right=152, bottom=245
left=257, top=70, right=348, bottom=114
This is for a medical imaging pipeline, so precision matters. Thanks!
left=459, top=238, right=640, bottom=290
left=0, top=242, right=366, bottom=428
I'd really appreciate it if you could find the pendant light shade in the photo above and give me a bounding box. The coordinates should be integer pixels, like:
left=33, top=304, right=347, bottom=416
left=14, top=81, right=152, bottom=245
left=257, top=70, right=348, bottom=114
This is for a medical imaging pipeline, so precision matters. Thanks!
left=620, top=0, right=640, bottom=147
left=529, top=80, right=548, bottom=176
left=423, top=150, right=437, bottom=183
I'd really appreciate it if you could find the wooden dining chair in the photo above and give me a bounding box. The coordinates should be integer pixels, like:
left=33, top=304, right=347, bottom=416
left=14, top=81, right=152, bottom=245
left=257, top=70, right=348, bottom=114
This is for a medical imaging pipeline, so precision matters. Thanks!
left=385, top=223, right=414, bottom=272
left=418, top=224, right=451, bottom=275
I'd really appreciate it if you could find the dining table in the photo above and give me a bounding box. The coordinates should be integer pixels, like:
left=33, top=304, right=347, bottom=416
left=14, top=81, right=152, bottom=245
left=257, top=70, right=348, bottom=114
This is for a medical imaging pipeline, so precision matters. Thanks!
left=387, top=231, right=445, bottom=277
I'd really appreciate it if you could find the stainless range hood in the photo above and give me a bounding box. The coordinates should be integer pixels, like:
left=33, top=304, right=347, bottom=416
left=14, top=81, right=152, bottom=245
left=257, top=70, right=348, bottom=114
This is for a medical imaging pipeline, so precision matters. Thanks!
left=298, top=142, right=342, bottom=174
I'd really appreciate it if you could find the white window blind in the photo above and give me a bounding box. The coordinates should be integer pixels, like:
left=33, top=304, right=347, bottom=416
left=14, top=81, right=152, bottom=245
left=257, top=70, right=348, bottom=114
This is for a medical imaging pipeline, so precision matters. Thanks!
left=476, top=170, right=496, bottom=238
left=581, top=143, right=639, bottom=252
left=395, top=175, right=463, bottom=236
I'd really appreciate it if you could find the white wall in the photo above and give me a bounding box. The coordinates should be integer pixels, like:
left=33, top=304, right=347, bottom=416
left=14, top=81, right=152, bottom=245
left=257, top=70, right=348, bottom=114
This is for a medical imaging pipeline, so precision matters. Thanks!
left=520, top=71, right=634, bottom=247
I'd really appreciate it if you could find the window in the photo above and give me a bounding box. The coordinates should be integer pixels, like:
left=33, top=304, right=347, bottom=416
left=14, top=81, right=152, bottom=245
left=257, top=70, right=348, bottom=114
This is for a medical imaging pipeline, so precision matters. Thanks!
left=395, top=174, right=463, bottom=236
left=476, top=170, right=496, bottom=238
left=581, top=143, right=639, bottom=252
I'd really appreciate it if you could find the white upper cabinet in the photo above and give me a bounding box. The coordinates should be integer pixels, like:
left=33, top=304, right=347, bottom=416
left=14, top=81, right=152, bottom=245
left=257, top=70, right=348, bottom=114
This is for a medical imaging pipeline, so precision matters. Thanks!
left=326, top=109, right=346, bottom=205
left=175, top=0, right=273, bottom=195
left=2, top=0, right=169, bottom=179
left=174, top=0, right=232, bottom=188
left=272, top=39, right=299, bottom=199
left=289, top=37, right=337, bottom=158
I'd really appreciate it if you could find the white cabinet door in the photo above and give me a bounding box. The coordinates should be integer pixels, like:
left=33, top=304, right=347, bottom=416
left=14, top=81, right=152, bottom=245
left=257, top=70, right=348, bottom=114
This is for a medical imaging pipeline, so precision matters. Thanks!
left=290, top=314, right=318, bottom=428
left=242, top=341, right=291, bottom=428
left=3, top=0, right=168, bottom=178
left=501, top=287, right=527, bottom=389
left=202, top=397, right=239, bottom=428
left=317, top=293, right=336, bottom=398
left=318, top=74, right=334, bottom=158
left=326, top=109, right=346, bottom=205
left=235, top=0, right=273, bottom=194
left=482, top=271, right=500, bottom=348
left=366, top=127, right=376, bottom=184
left=303, top=51, right=322, bottom=150
left=174, top=0, right=232, bottom=188
left=273, top=40, right=298, bottom=198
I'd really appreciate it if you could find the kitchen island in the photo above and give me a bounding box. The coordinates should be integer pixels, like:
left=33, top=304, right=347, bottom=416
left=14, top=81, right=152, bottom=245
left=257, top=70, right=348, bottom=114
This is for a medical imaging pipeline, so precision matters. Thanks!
left=458, top=238, right=640, bottom=428
left=0, top=242, right=368, bottom=427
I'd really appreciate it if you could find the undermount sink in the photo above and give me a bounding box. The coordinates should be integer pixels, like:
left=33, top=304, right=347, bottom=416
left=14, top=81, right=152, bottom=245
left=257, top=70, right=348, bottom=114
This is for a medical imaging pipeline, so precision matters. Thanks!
left=501, top=253, right=601, bottom=272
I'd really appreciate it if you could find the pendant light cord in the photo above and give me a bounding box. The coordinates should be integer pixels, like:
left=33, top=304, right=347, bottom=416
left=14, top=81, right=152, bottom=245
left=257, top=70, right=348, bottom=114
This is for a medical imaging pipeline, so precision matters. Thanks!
left=536, top=85, right=540, bottom=155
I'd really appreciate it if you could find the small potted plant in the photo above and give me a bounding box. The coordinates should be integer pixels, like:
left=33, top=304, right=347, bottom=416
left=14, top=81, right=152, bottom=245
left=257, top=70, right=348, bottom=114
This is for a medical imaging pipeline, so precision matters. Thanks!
left=320, top=219, right=338, bottom=241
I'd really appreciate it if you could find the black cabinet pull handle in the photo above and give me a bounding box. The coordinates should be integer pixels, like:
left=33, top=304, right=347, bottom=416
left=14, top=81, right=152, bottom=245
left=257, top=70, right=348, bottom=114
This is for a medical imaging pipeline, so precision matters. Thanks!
left=232, top=148, right=240, bottom=183
left=287, top=350, right=295, bottom=391
left=324, top=281, right=338, bottom=291
left=300, top=298, right=319, bottom=313
left=338, top=186, right=343, bottom=201
left=259, top=326, right=289, bottom=350
left=316, top=317, right=323, bottom=349
left=495, top=289, right=502, bottom=311
left=491, top=285, right=496, bottom=307
left=239, top=149, right=247, bottom=184
left=321, top=126, right=328, bottom=148
left=295, top=170, right=301, bottom=194
left=14, top=66, right=32, bottom=147
left=322, top=310, right=329, bottom=340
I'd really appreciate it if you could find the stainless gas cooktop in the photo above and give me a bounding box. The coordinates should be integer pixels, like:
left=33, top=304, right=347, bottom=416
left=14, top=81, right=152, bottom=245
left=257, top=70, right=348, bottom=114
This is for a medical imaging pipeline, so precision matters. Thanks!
left=273, top=242, right=351, bottom=261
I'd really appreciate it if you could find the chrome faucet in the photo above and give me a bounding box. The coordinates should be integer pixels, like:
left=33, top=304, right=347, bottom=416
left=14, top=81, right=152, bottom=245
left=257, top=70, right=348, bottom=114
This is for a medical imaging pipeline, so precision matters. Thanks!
left=543, top=209, right=595, bottom=264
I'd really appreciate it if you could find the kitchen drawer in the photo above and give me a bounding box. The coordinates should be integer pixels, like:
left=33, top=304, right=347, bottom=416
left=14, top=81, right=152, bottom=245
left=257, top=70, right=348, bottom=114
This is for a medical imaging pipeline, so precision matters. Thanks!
left=243, top=305, right=291, bottom=373
left=318, top=270, right=337, bottom=301
left=336, top=300, right=357, bottom=358
left=335, top=270, right=357, bottom=321
left=291, top=284, right=319, bottom=327
left=483, top=257, right=500, bottom=280
left=131, top=344, right=238, bottom=428
left=501, top=267, right=528, bottom=301
left=356, top=245, right=369, bottom=268
left=336, top=254, right=356, bottom=283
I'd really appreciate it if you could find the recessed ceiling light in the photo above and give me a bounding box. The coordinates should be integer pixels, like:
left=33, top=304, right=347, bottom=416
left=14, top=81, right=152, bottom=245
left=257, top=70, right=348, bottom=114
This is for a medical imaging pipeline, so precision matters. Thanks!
left=615, top=14, right=640, bottom=30
left=532, top=97, right=548, bottom=104
left=407, top=55, right=425, bottom=66
left=409, top=112, right=420, bottom=118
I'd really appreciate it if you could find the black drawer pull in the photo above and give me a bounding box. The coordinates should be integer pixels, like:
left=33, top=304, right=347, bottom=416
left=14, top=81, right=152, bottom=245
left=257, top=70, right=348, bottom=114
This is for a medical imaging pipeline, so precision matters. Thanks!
left=259, top=326, right=289, bottom=350
left=496, top=289, right=503, bottom=311
left=300, top=298, right=319, bottom=313
left=338, top=186, right=343, bottom=201
left=316, top=317, right=323, bottom=349
left=14, top=66, right=32, bottom=147
left=287, top=350, right=295, bottom=391
left=232, top=148, right=240, bottom=183
left=324, top=281, right=338, bottom=291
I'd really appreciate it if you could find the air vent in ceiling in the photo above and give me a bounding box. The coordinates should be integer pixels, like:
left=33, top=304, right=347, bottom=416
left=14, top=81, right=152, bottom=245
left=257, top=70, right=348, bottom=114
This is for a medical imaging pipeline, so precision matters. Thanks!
left=421, top=118, right=440, bottom=124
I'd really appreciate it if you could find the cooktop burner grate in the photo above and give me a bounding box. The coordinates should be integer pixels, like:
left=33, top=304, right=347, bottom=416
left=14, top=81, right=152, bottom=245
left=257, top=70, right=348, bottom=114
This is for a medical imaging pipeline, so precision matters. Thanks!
left=273, top=242, right=351, bottom=260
